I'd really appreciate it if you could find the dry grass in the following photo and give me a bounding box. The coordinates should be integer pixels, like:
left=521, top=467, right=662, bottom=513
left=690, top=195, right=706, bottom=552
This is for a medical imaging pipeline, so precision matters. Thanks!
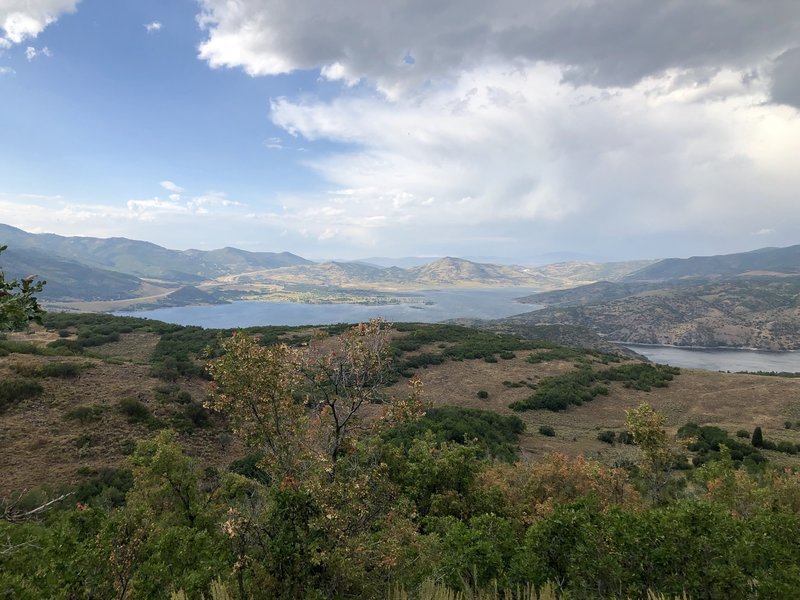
left=390, top=353, right=800, bottom=466
left=4, top=324, right=800, bottom=496
left=0, top=350, right=242, bottom=497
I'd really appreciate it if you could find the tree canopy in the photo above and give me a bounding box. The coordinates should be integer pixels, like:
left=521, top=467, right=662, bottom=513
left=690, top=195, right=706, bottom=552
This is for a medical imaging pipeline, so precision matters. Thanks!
left=0, top=244, right=45, bottom=331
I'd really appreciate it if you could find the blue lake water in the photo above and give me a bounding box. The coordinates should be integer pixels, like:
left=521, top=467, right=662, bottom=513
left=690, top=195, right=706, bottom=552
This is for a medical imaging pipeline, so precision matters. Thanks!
left=624, top=344, right=800, bottom=374
left=115, top=288, right=542, bottom=328
left=115, top=288, right=800, bottom=373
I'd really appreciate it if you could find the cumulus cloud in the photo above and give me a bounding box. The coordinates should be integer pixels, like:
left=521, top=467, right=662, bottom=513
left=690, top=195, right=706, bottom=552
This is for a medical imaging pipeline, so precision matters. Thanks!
left=160, top=180, right=184, bottom=193
left=197, top=0, right=800, bottom=99
left=189, top=0, right=800, bottom=257
left=145, top=21, right=162, bottom=33
left=1, top=0, right=78, bottom=46
left=265, top=63, right=800, bottom=255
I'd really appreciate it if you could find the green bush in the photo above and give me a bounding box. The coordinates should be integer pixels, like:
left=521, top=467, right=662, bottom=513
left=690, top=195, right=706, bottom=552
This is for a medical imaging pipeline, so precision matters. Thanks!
left=477, top=390, right=489, bottom=399
left=40, top=362, right=82, bottom=378
left=118, top=398, right=152, bottom=423
left=383, top=406, right=525, bottom=462
left=597, top=430, right=616, bottom=444
left=511, top=363, right=679, bottom=412
left=64, top=405, right=106, bottom=423
left=0, top=378, right=43, bottom=412
left=678, top=423, right=765, bottom=466
left=74, top=433, right=96, bottom=449
left=539, top=425, right=556, bottom=437
left=74, top=467, right=134, bottom=508
left=736, top=429, right=750, bottom=438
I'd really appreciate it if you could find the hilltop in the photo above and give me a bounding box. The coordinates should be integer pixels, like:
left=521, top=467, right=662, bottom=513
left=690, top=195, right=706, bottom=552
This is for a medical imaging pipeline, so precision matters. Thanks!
left=511, top=245, right=800, bottom=350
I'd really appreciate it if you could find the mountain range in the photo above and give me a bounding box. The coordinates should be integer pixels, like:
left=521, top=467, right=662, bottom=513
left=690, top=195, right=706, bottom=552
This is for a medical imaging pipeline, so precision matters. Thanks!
left=509, top=244, right=800, bottom=350
left=0, top=224, right=651, bottom=308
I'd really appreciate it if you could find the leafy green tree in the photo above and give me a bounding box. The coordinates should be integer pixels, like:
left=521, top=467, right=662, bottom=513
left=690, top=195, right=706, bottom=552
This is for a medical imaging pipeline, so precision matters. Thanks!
left=625, top=402, right=678, bottom=501
left=0, top=245, right=45, bottom=331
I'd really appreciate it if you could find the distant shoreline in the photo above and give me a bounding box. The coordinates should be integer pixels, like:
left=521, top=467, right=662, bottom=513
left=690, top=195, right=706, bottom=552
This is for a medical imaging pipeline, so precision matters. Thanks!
left=619, top=341, right=798, bottom=353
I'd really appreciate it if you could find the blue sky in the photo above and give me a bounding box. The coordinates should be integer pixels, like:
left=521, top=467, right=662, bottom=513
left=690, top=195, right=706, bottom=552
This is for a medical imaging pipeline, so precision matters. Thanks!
left=2, top=1, right=800, bottom=262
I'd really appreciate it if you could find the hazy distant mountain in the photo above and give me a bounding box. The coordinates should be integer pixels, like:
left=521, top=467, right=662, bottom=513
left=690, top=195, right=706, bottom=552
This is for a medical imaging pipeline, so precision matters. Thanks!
left=1, top=246, right=144, bottom=301
left=624, top=244, right=800, bottom=281
left=407, top=257, right=532, bottom=285
left=0, top=224, right=311, bottom=282
left=355, top=256, right=442, bottom=268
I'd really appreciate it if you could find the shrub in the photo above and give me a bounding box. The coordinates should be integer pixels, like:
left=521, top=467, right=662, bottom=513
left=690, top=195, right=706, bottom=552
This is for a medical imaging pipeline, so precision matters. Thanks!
left=118, top=398, right=152, bottom=423
left=383, top=406, right=525, bottom=462
left=39, top=362, right=82, bottom=378
left=477, top=390, right=489, bottom=399
left=736, top=429, right=751, bottom=438
left=74, top=433, right=96, bottom=449
left=64, top=405, right=105, bottom=423
left=785, top=421, right=793, bottom=430
left=617, top=431, right=635, bottom=444
left=0, top=378, right=43, bottom=412
left=75, top=467, right=134, bottom=508
left=539, top=425, right=556, bottom=437
left=597, top=430, right=616, bottom=444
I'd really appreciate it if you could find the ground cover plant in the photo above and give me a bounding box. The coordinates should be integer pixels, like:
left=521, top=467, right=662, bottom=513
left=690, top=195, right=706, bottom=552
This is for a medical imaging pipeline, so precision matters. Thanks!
left=510, top=363, right=680, bottom=412
left=3, top=315, right=800, bottom=599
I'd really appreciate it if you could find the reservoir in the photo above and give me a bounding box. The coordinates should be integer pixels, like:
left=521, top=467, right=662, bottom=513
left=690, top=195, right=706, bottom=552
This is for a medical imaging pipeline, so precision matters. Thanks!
left=116, top=287, right=541, bottom=328
left=116, top=289, right=800, bottom=374
left=624, top=344, right=800, bottom=374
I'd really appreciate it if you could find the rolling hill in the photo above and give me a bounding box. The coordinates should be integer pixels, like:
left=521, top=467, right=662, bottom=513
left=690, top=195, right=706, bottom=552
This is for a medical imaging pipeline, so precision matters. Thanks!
left=0, top=223, right=312, bottom=282
left=624, top=244, right=800, bottom=281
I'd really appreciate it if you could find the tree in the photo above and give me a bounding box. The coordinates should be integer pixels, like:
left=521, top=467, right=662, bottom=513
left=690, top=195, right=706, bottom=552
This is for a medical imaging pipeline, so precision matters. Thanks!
left=207, top=319, right=425, bottom=481
left=752, top=426, right=764, bottom=448
left=0, top=245, right=45, bottom=331
left=625, top=402, right=677, bottom=501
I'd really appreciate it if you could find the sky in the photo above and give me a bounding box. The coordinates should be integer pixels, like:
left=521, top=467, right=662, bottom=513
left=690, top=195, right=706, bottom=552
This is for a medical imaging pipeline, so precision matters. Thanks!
left=1, top=0, right=799, bottom=263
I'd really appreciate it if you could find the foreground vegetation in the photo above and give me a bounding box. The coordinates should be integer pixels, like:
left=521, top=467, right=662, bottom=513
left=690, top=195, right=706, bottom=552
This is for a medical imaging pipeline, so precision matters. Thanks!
left=1, top=316, right=800, bottom=599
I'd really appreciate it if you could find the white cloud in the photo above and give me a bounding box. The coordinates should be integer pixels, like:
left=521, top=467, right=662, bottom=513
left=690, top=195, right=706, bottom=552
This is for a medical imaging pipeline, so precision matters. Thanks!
left=196, top=0, right=800, bottom=100
left=160, top=180, right=184, bottom=193
left=1, top=0, right=78, bottom=46
left=25, top=45, right=50, bottom=60
left=0, top=190, right=250, bottom=248
left=145, top=21, right=162, bottom=33
left=189, top=0, right=800, bottom=259
left=265, top=63, right=800, bottom=255
left=0, top=66, right=14, bottom=75
left=753, top=228, right=776, bottom=236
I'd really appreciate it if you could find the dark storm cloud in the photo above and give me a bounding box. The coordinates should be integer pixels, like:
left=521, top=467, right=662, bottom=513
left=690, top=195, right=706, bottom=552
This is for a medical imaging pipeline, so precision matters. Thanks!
left=198, top=0, right=800, bottom=100
left=771, top=47, right=800, bottom=108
